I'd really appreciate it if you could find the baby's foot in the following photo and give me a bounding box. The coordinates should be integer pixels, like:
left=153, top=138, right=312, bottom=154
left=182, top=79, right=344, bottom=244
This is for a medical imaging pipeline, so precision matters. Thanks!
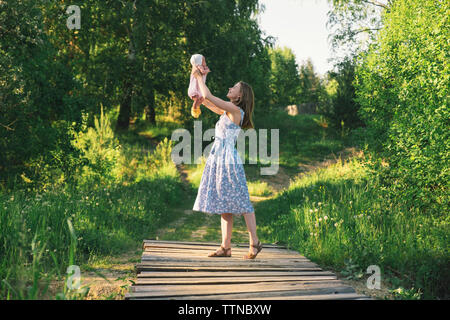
left=191, top=105, right=201, bottom=118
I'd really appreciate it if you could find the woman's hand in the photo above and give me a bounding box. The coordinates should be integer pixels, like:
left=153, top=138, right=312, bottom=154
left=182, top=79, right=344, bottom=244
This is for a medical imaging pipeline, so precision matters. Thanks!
left=193, top=70, right=239, bottom=114
left=192, top=68, right=203, bottom=79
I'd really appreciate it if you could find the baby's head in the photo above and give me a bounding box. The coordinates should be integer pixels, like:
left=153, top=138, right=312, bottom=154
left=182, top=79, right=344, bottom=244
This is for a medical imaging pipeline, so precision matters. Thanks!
left=190, top=54, right=205, bottom=67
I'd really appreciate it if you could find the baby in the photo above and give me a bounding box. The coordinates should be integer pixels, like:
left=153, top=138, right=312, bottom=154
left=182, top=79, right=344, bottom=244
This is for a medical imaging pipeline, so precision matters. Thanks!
left=188, top=54, right=210, bottom=118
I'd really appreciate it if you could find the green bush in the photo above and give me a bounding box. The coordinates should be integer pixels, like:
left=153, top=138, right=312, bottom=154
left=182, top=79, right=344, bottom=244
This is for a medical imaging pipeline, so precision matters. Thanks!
left=71, top=105, right=123, bottom=189
left=353, top=0, right=449, bottom=216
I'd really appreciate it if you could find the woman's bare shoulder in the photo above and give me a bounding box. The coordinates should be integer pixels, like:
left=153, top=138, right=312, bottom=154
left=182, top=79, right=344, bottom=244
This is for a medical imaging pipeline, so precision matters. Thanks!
left=224, top=109, right=242, bottom=127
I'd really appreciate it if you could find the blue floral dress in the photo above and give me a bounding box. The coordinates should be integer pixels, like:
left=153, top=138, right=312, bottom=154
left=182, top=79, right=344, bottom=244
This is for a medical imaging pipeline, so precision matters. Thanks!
left=193, top=108, right=254, bottom=215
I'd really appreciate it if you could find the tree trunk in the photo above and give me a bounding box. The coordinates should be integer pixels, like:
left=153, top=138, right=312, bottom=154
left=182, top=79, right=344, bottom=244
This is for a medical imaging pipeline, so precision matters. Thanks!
left=144, top=85, right=156, bottom=124
left=116, top=33, right=136, bottom=131
left=116, top=79, right=133, bottom=130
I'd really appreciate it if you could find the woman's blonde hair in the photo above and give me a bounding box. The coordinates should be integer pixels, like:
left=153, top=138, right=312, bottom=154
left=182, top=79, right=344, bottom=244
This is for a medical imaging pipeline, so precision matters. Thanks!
left=231, top=81, right=254, bottom=129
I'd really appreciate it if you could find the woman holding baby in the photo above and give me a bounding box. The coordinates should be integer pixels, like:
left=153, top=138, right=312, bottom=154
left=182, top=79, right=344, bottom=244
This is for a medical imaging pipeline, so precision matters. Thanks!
left=189, top=53, right=262, bottom=260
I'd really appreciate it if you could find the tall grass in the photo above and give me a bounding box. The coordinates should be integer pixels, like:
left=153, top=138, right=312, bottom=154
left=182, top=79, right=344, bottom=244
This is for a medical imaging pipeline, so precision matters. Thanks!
left=0, top=109, right=185, bottom=299
left=255, top=156, right=449, bottom=299
left=0, top=165, right=184, bottom=299
left=247, top=181, right=274, bottom=197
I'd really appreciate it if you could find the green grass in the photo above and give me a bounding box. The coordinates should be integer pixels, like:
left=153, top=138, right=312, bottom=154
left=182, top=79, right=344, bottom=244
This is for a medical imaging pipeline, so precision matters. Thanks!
left=0, top=175, right=185, bottom=299
left=184, top=158, right=207, bottom=190
left=247, top=181, right=274, bottom=197
left=0, top=122, right=186, bottom=299
left=253, top=156, right=449, bottom=299
left=132, top=118, right=183, bottom=142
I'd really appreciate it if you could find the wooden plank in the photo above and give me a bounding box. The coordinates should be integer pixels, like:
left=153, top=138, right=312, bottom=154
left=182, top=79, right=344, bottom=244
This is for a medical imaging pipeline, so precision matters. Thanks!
left=140, top=258, right=312, bottom=264
left=142, top=244, right=289, bottom=251
left=221, top=293, right=371, bottom=300
left=136, top=261, right=320, bottom=269
left=135, top=275, right=337, bottom=285
left=142, top=250, right=308, bottom=260
left=141, top=255, right=308, bottom=262
left=143, top=245, right=293, bottom=254
left=144, top=243, right=292, bottom=250
left=136, top=265, right=324, bottom=272
left=143, top=247, right=303, bottom=253
left=140, top=258, right=313, bottom=264
left=125, top=286, right=357, bottom=300
left=127, top=292, right=370, bottom=300
left=137, top=271, right=336, bottom=278
left=131, top=279, right=348, bottom=294
left=144, top=240, right=222, bottom=246
left=141, top=254, right=308, bottom=261
left=143, top=247, right=303, bottom=256
left=143, top=240, right=287, bottom=249
left=141, top=255, right=312, bottom=262
left=144, top=244, right=225, bottom=251
left=127, top=281, right=353, bottom=298
left=140, top=254, right=313, bottom=263
left=143, top=241, right=287, bottom=248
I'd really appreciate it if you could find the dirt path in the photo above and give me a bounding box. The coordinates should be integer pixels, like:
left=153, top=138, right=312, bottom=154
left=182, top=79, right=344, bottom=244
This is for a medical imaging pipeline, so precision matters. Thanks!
left=253, top=146, right=361, bottom=194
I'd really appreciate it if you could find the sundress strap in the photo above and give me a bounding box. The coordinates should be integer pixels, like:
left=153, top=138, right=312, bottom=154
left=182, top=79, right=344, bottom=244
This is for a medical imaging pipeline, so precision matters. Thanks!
left=240, top=109, right=244, bottom=126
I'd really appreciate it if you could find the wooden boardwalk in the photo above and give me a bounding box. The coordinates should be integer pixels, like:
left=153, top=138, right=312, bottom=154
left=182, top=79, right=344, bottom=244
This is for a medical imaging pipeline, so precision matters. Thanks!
left=125, top=240, right=371, bottom=300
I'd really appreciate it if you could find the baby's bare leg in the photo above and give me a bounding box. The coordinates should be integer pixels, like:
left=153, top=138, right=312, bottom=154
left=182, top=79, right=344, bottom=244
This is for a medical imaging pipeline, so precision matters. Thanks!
left=193, top=96, right=205, bottom=109
left=192, top=97, right=202, bottom=109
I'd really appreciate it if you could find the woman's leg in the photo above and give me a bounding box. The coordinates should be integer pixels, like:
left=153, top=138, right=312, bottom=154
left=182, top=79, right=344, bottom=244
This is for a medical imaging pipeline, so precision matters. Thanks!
left=221, top=213, right=233, bottom=249
left=243, top=212, right=259, bottom=254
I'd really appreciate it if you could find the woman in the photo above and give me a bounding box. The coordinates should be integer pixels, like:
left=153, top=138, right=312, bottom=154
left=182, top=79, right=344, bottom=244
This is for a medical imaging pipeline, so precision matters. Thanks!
left=191, top=69, right=262, bottom=260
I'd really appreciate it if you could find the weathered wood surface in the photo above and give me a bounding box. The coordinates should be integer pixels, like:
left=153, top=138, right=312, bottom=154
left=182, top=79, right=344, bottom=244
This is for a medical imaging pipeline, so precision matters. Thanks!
left=125, top=240, right=371, bottom=300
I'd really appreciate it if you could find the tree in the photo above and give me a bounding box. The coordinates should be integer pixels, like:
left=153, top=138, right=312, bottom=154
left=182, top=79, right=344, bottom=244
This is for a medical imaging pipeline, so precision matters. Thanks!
left=322, top=56, right=364, bottom=130
left=298, top=58, right=322, bottom=106
left=42, top=0, right=188, bottom=130
left=268, top=46, right=301, bottom=108
left=166, top=0, right=273, bottom=123
left=326, top=0, right=393, bottom=63
left=0, top=0, right=85, bottom=189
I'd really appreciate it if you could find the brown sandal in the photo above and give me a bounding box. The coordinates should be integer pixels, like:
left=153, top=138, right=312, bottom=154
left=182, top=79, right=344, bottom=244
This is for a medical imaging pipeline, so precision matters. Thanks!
left=243, top=241, right=263, bottom=259
left=208, top=246, right=231, bottom=257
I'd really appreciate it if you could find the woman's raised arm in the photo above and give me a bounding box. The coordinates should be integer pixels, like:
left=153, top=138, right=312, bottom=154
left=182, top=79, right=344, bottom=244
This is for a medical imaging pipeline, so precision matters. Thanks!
left=202, top=99, right=225, bottom=115
left=194, top=70, right=240, bottom=114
